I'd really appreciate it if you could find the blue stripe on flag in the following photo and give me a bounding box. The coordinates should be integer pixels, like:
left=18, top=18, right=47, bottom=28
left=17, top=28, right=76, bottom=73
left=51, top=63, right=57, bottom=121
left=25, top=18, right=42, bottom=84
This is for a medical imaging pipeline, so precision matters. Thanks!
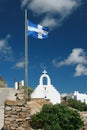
left=42, top=34, right=48, bottom=39
left=28, top=21, right=38, bottom=29
left=28, top=31, right=38, bottom=39
left=42, top=26, right=49, bottom=32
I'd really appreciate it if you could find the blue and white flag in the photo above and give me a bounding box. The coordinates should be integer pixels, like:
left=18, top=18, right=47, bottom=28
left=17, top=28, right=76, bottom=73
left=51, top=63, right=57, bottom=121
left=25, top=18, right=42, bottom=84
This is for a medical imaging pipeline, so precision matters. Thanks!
left=28, top=21, right=49, bottom=39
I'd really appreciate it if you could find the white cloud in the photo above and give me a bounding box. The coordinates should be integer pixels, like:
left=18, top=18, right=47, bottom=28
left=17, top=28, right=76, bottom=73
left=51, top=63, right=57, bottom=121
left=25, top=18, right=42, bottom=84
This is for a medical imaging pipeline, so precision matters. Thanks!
left=74, top=64, right=87, bottom=77
left=28, top=0, right=78, bottom=15
left=21, top=0, right=81, bottom=28
left=53, top=48, right=87, bottom=77
left=40, top=17, right=59, bottom=29
left=53, top=48, right=87, bottom=67
left=13, top=59, right=24, bottom=69
left=0, top=34, right=11, bottom=53
left=21, top=0, right=29, bottom=8
left=15, top=61, right=24, bottom=68
left=0, top=34, right=13, bottom=61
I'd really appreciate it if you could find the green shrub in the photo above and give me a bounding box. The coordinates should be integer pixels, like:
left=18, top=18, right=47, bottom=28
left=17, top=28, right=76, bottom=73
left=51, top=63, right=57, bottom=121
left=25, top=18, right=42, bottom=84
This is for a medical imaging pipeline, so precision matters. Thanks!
left=30, top=104, right=83, bottom=130
left=68, top=99, right=87, bottom=111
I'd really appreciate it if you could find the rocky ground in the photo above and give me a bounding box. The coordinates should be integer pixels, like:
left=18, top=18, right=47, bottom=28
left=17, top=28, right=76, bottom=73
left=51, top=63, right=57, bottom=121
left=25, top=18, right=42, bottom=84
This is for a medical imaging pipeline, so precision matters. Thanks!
left=80, top=112, right=87, bottom=130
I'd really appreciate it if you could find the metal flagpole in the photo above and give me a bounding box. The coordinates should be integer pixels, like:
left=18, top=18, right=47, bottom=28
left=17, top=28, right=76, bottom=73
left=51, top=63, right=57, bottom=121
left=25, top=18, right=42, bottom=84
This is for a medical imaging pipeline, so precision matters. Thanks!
left=25, top=9, right=28, bottom=99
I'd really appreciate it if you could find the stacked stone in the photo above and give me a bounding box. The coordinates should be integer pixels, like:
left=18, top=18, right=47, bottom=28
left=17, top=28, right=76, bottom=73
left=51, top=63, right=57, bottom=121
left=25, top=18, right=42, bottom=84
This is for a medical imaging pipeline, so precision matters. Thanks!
left=4, top=82, right=31, bottom=130
left=16, top=89, right=26, bottom=101
left=16, top=81, right=26, bottom=101
left=4, top=100, right=30, bottom=130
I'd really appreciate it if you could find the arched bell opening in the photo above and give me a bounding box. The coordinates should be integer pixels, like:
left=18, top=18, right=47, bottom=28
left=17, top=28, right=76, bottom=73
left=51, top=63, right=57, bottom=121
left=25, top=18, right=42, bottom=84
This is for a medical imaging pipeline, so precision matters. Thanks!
left=39, top=74, right=51, bottom=86
left=43, top=77, right=48, bottom=85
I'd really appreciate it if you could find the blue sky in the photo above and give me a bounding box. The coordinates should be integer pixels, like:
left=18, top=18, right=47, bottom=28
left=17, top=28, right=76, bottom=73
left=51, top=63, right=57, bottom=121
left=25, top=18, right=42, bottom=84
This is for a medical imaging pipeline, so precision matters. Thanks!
left=0, top=0, right=87, bottom=93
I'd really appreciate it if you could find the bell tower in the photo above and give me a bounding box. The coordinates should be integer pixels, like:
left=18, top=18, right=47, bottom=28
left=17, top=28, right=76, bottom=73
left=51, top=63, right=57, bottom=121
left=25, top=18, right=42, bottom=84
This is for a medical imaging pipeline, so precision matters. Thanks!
left=31, top=70, right=61, bottom=104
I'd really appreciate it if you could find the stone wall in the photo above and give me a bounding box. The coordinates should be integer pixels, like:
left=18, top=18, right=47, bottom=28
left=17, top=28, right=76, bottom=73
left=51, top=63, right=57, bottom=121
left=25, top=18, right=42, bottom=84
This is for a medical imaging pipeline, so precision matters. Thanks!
left=4, top=100, right=30, bottom=130
left=4, top=85, right=32, bottom=130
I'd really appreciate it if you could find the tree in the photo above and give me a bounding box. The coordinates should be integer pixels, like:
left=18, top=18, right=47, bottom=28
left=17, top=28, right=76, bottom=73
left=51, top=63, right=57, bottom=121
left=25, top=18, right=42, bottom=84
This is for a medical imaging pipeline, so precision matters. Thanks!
left=30, top=104, right=83, bottom=130
left=68, top=99, right=87, bottom=111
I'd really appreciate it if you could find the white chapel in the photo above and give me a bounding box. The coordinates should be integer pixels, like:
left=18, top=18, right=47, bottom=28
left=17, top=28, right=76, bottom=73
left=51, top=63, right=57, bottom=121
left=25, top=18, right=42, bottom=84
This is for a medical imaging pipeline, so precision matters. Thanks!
left=31, top=70, right=61, bottom=104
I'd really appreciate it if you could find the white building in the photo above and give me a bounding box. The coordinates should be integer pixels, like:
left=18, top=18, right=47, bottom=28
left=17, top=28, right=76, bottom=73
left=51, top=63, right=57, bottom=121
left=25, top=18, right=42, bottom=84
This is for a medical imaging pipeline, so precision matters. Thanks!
left=66, top=91, right=87, bottom=104
left=31, top=70, right=61, bottom=104
left=14, top=80, right=24, bottom=90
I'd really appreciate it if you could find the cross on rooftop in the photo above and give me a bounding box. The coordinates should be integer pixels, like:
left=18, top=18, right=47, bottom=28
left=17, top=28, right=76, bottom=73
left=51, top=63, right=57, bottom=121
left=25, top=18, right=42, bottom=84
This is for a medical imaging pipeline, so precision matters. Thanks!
left=42, top=70, right=47, bottom=74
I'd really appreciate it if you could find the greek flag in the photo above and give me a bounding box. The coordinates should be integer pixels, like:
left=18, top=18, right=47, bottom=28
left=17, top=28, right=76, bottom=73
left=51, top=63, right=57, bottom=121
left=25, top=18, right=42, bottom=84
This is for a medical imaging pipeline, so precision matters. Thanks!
left=28, top=21, right=49, bottom=39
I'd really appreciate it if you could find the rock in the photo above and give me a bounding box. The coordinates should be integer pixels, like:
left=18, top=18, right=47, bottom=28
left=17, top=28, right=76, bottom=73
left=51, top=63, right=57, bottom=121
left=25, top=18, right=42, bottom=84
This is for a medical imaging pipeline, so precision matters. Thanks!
left=16, top=118, right=26, bottom=122
left=16, top=127, right=25, bottom=130
left=5, top=106, right=12, bottom=111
